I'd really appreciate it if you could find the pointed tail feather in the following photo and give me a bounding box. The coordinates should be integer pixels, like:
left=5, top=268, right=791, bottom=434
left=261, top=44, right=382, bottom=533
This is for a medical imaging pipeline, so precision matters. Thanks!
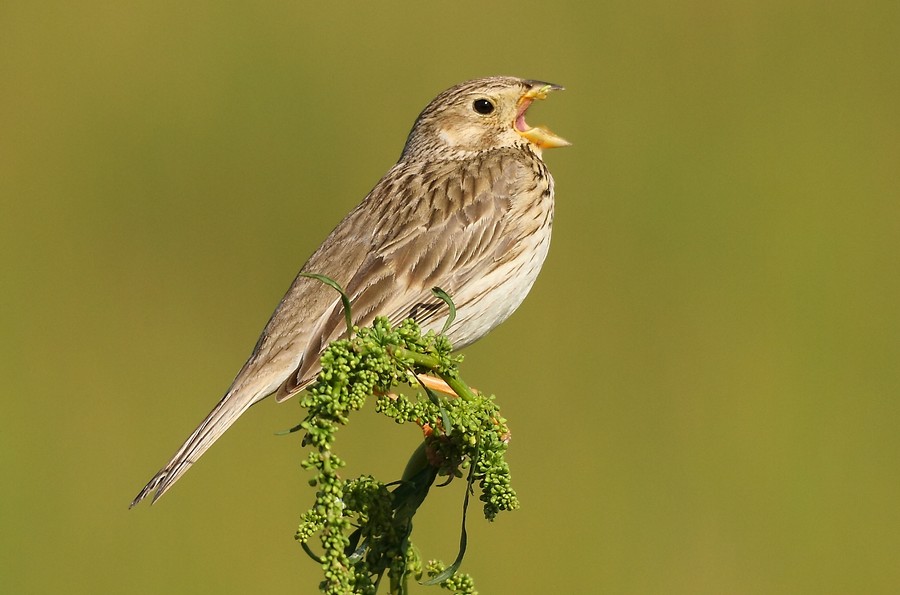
left=129, top=389, right=260, bottom=508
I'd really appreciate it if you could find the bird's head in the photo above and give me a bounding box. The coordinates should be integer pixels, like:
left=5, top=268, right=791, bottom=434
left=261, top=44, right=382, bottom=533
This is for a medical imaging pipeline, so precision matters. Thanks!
left=401, top=76, right=570, bottom=160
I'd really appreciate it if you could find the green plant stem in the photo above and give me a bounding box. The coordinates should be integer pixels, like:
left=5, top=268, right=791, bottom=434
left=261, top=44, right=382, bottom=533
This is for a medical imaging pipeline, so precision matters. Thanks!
left=389, top=346, right=440, bottom=370
left=440, top=376, right=477, bottom=402
left=389, top=346, right=477, bottom=402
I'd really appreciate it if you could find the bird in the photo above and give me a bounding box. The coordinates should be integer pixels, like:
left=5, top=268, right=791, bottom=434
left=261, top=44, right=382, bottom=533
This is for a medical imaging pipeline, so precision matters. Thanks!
left=130, top=76, right=569, bottom=507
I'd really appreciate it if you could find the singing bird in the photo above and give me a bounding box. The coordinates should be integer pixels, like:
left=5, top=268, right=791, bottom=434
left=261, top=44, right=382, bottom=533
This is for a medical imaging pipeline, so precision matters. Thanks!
left=131, top=76, right=569, bottom=507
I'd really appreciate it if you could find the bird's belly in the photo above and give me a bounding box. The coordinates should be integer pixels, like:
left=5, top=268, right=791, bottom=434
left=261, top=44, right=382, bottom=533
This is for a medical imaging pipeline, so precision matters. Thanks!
left=436, top=226, right=552, bottom=349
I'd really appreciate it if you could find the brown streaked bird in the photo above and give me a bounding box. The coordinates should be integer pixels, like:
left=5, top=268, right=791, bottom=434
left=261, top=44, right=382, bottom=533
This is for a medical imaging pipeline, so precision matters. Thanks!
left=130, top=76, right=569, bottom=507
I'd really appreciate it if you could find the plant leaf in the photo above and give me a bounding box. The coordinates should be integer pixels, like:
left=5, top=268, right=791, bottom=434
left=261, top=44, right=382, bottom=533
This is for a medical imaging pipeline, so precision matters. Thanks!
left=420, top=447, right=477, bottom=585
left=431, top=286, right=456, bottom=335
left=301, top=272, right=354, bottom=338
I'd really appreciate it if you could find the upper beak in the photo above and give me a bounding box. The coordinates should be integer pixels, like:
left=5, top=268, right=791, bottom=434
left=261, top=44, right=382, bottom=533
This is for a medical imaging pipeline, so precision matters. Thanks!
left=515, top=81, right=571, bottom=149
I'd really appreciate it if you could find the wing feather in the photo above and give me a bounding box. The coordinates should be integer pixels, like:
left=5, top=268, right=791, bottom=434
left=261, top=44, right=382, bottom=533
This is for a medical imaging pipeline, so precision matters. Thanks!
left=276, top=149, right=545, bottom=398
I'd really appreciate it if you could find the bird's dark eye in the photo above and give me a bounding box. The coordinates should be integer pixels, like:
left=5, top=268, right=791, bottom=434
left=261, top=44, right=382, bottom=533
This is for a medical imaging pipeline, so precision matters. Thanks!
left=472, top=98, right=495, bottom=115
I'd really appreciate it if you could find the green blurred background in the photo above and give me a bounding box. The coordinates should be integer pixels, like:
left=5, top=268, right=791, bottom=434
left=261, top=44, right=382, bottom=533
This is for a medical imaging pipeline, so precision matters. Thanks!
left=2, top=1, right=898, bottom=593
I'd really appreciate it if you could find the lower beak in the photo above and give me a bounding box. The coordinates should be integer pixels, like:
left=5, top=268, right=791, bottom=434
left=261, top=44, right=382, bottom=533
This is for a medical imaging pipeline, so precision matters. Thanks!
left=516, top=82, right=571, bottom=149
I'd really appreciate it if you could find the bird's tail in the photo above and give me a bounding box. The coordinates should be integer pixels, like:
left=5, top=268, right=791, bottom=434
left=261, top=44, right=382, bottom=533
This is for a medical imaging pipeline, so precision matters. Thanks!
left=129, top=387, right=261, bottom=508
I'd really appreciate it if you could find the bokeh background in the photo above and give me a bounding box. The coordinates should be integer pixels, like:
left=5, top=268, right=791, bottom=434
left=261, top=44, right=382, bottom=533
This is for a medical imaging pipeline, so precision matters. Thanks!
left=2, top=1, right=898, bottom=593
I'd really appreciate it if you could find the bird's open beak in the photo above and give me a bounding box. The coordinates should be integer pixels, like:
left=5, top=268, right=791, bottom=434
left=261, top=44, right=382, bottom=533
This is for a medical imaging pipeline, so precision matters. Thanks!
left=515, top=82, right=571, bottom=149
